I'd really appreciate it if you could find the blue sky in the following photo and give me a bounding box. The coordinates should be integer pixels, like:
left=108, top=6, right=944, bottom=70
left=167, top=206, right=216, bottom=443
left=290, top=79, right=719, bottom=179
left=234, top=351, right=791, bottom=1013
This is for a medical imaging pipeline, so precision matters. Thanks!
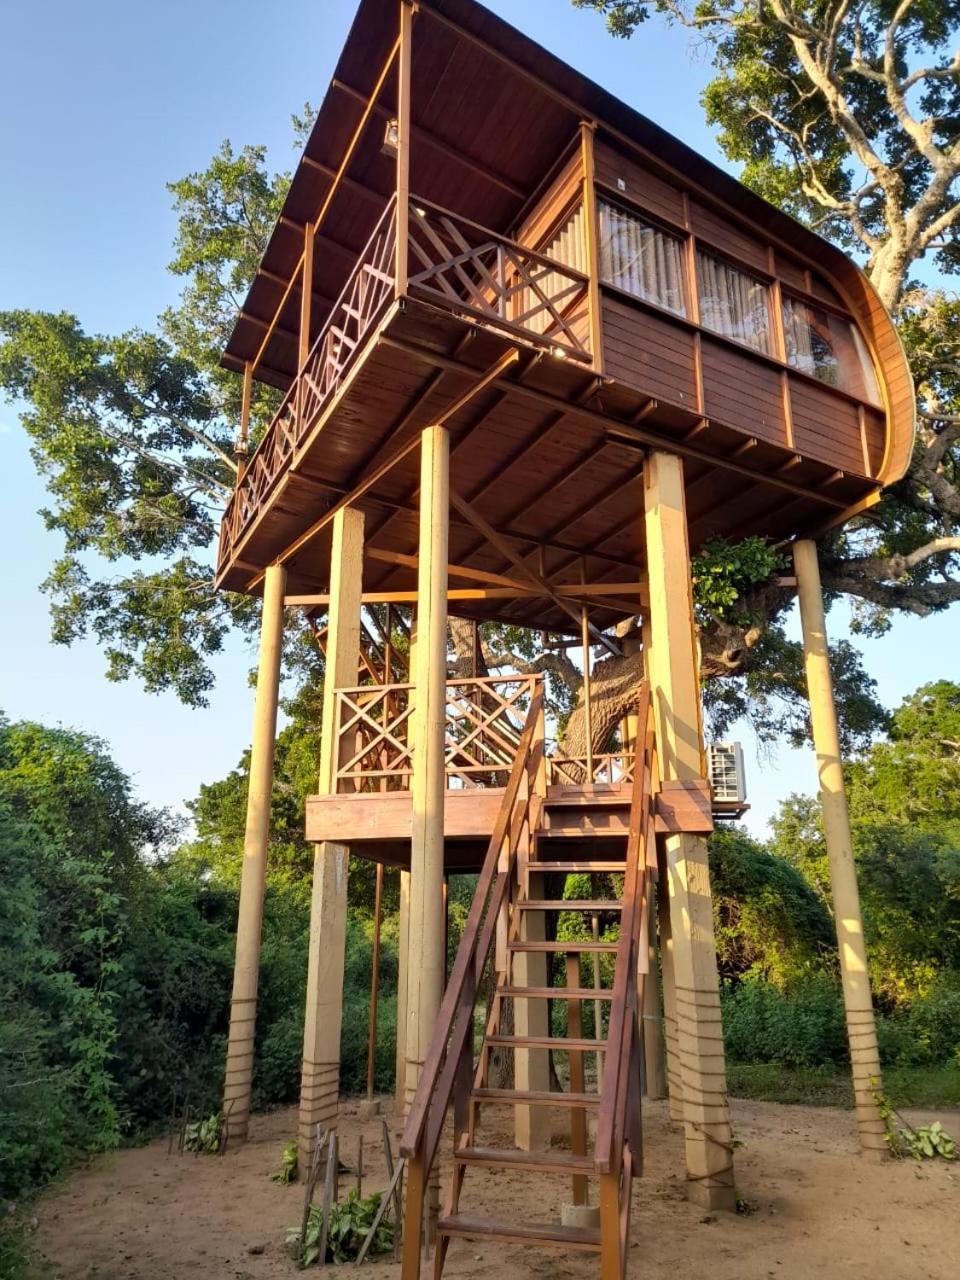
left=0, top=0, right=955, bottom=835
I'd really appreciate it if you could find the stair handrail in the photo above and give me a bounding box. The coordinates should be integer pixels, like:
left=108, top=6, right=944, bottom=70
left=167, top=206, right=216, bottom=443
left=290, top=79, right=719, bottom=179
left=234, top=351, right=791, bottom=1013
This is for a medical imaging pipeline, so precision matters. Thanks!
left=400, top=680, right=546, bottom=1172
left=594, top=682, right=657, bottom=1174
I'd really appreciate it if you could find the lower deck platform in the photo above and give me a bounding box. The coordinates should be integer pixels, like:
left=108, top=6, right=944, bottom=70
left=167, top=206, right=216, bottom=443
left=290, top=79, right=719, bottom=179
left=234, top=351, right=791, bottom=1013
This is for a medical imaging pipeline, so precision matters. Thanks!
left=305, top=779, right=718, bottom=872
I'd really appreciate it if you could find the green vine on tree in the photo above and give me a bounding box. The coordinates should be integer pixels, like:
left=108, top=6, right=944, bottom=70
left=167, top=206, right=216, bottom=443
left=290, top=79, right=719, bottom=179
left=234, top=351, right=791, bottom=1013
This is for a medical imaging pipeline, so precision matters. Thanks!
left=691, top=536, right=786, bottom=624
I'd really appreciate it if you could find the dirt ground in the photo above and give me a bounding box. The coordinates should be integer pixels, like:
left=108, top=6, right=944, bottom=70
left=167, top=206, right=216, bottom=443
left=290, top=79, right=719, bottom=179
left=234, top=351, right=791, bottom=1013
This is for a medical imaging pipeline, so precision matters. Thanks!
left=28, top=1095, right=960, bottom=1280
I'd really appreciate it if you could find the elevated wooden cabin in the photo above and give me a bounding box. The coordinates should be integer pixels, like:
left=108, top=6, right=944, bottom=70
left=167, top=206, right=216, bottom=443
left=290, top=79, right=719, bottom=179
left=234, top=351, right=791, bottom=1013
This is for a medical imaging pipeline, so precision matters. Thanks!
left=216, top=2, right=913, bottom=1274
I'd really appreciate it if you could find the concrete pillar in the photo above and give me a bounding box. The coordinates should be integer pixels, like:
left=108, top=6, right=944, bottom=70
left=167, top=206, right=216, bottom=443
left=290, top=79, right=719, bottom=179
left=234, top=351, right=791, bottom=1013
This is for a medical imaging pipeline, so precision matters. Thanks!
left=223, top=561, right=286, bottom=1143
left=793, top=539, right=886, bottom=1154
left=644, top=450, right=735, bottom=1211
left=298, top=507, right=365, bottom=1164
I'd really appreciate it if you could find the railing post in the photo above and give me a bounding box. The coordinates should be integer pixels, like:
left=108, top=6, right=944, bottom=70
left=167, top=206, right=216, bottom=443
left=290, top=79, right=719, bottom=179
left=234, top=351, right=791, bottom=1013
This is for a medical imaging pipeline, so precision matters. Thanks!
left=395, top=0, right=414, bottom=297
left=579, top=121, right=604, bottom=372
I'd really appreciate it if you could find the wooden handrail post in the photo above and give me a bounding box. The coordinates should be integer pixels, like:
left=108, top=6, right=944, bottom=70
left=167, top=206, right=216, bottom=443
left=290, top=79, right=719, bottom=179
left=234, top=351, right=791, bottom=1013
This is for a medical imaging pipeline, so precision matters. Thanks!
left=395, top=0, right=414, bottom=295
left=579, top=120, right=604, bottom=371
left=581, top=605, right=594, bottom=782
left=794, top=538, right=886, bottom=1154
left=366, top=860, right=385, bottom=1103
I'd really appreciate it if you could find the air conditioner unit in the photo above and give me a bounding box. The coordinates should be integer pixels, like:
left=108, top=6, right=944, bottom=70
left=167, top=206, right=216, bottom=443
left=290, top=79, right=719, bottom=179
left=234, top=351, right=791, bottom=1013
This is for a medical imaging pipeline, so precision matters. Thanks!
left=707, top=742, right=747, bottom=805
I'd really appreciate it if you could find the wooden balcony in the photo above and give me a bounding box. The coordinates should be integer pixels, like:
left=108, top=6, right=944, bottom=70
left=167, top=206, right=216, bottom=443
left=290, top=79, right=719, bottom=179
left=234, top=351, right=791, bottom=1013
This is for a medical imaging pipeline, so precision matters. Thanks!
left=305, top=674, right=714, bottom=870
left=217, top=196, right=592, bottom=584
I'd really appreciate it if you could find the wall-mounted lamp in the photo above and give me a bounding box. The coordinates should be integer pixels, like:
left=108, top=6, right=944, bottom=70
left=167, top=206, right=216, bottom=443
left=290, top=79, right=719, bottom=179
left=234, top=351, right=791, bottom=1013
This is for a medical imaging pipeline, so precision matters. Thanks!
left=382, top=118, right=399, bottom=157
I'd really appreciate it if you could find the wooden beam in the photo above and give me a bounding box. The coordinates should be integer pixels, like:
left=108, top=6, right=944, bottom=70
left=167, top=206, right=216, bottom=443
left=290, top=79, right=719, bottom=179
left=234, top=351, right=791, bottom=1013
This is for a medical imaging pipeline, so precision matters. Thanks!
left=300, top=223, right=314, bottom=369
left=300, top=155, right=387, bottom=206
left=579, top=122, right=604, bottom=372
left=331, top=78, right=526, bottom=201
left=395, top=0, right=413, bottom=295
left=448, top=487, right=621, bottom=656
left=380, top=333, right=848, bottom=509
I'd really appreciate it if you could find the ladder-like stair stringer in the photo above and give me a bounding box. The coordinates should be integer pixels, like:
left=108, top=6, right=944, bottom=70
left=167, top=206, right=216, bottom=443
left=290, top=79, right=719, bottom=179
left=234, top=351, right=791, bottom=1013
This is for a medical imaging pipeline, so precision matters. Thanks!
left=400, top=682, right=658, bottom=1280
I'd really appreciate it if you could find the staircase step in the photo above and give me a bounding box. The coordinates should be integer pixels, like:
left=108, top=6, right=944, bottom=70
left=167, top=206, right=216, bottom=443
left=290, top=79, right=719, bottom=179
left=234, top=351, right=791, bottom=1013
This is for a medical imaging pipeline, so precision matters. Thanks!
left=508, top=940, right=619, bottom=953
left=498, top=986, right=612, bottom=1000
left=453, top=1145, right=595, bottom=1176
left=472, top=1087, right=599, bottom=1108
left=529, top=861, right=625, bottom=873
left=485, top=1034, right=605, bottom=1051
left=438, top=1213, right=600, bottom=1251
left=518, top=900, right=622, bottom=911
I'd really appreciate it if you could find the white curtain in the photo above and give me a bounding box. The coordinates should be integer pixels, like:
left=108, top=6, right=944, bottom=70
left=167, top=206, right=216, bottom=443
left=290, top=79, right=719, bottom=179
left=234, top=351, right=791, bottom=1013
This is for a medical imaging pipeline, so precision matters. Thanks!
left=782, top=295, right=818, bottom=375
left=599, top=200, right=686, bottom=315
left=696, top=250, right=770, bottom=352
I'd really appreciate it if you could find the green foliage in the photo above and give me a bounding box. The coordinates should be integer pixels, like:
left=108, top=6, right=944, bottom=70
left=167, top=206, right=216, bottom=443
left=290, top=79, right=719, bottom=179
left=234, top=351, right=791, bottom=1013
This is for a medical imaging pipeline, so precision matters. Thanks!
left=721, top=976, right=850, bottom=1068
left=691, top=537, right=784, bottom=624
left=183, top=1113, right=223, bottom=1155
left=874, top=1086, right=957, bottom=1161
left=272, top=1141, right=299, bottom=1185
left=708, top=827, right=835, bottom=985
left=294, top=1189, right=393, bottom=1266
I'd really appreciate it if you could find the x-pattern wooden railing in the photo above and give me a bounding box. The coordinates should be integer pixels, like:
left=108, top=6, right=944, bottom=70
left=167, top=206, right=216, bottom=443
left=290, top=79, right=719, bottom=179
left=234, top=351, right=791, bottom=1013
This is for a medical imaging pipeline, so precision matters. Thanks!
left=333, top=675, right=538, bottom=793
left=407, top=198, right=592, bottom=361
left=217, top=196, right=398, bottom=574
left=546, top=752, right=635, bottom=788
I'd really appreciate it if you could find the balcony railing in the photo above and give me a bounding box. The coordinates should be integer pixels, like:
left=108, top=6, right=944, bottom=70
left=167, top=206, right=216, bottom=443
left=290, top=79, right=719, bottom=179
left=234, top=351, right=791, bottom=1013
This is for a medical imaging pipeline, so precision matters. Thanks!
left=217, top=196, right=593, bottom=577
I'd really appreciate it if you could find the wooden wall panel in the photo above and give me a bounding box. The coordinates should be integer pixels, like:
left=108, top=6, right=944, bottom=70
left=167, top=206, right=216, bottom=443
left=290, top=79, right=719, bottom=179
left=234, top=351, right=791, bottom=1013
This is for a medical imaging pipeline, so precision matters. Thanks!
left=775, top=252, right=808, bottom=293
left=863, top=408, right=886, bottom=477
left=788, top=375, right=866, bottom=474
left=594, top=139, right=686, bottom=226
left=700, top=338, right=787, bottom=446
left=516, top=145, right=582, bottom=248
left=689, top=200, right=768, bottom=273
left=601, top=295, right=697, bottom=408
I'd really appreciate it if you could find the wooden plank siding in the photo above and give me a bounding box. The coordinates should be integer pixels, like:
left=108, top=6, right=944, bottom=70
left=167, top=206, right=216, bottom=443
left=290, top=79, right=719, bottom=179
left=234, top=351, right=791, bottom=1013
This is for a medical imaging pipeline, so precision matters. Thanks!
left=601, top=297, right=698, bottom=409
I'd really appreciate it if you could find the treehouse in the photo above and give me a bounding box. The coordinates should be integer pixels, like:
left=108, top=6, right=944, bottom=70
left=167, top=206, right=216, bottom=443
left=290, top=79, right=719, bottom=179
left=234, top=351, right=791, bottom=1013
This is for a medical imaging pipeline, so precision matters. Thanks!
left=215, top=1, right=915, bottom=1275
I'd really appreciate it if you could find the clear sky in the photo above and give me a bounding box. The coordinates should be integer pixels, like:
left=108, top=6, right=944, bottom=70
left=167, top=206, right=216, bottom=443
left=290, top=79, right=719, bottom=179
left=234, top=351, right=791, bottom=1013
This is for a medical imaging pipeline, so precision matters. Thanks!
left=1, top=0, right=955, bottom=836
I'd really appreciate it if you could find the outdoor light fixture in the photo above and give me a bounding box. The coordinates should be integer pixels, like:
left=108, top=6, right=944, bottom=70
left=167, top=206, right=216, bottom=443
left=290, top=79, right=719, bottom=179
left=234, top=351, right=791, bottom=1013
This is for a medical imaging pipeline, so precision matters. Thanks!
left=382, top=118, right=399, bottom=157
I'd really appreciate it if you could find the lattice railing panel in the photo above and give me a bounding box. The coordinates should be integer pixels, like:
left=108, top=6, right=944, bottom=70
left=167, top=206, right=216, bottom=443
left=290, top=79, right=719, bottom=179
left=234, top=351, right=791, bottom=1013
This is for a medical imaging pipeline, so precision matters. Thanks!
left=407, top=199, right=592, bottom=361
left=217, top=197, right=398, bottom=575
left=334, top=675, right=539, bottom=793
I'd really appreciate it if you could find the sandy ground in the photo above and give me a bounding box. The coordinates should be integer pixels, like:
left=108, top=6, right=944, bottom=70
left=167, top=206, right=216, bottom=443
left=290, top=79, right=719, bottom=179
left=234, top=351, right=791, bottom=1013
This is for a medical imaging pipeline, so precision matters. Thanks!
left=27, top=1095, right=960, bottom=1280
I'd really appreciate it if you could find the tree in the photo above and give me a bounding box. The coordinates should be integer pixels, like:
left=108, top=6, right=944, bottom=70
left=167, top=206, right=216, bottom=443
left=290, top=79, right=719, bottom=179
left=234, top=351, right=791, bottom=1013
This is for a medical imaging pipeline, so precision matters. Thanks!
left=573, top=0, right=960, bottom=676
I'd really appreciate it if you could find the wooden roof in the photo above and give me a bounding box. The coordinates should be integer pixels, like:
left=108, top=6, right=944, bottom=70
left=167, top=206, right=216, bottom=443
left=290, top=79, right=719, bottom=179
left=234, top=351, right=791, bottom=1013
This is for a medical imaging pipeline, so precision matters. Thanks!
left=221, top=0, right=912, bottom=491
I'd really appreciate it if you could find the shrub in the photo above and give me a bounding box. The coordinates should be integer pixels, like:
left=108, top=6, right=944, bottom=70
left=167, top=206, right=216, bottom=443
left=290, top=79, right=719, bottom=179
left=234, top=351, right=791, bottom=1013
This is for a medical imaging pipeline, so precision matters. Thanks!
left=721, top=977, right=848, bottom=1067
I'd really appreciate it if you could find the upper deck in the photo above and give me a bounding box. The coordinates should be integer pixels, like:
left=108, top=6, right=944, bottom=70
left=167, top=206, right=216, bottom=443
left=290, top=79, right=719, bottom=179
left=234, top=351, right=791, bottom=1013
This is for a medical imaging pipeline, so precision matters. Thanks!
left=215, top=0, right=914, bottom=631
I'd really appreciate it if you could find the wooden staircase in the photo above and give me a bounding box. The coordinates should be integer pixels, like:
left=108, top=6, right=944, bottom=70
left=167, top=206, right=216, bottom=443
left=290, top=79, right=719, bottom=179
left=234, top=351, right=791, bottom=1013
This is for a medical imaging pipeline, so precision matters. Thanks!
left=400, top=683, right=658, bottom=1280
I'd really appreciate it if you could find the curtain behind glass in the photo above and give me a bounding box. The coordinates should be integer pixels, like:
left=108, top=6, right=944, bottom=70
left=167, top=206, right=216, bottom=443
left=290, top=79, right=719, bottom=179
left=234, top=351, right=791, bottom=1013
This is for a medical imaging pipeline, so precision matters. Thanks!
left=598, top=200, right=686, bottom=316
left=696, top=250, right=771, bottom=352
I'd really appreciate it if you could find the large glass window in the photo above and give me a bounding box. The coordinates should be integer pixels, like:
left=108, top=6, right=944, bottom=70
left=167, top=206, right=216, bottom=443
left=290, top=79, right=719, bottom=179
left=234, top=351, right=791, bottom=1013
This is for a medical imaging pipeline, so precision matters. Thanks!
left=696, top=249, right=771, bottom=353
left=598, top=200, right=686, bottom=316
left=782, top=295, right=881, bottom=402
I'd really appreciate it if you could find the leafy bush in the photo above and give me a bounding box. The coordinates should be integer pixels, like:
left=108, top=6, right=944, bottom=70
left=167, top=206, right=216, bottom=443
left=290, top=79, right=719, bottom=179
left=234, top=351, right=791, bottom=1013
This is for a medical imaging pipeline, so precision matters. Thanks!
left=294, top=1189, right=393, bottom=1266
left=721, top=977, right=849, bottom=1067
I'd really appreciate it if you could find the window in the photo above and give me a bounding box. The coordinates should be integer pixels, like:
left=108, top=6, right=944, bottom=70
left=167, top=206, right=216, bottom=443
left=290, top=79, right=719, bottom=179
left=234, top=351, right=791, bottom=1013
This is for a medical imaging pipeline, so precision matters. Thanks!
left=696, top=249, right=771, bottom=353
left=598, top=200, right=686, bottom=316
left=781, top=295, right=881, bottom=402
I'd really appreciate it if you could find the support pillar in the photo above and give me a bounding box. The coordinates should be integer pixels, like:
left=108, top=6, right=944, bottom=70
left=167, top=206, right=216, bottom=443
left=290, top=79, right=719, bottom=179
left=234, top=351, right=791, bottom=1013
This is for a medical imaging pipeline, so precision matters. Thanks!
left=644, top=449, right=735, bottom=1211
left=793, top=539, right=886, bottom=1154
left=514, top=872, right=551, bottom=1150
left=404, top=425, right=449, bottom=1238
left=394, top=868, right=410, bottom=1129
left=298, top=507, right=365, bottom=1165
left=223, top=562, right=286, bottom=1143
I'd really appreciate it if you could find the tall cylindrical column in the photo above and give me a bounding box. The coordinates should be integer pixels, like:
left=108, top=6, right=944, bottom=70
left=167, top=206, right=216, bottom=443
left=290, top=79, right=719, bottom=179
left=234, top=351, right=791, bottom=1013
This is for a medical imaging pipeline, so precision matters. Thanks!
left=644, top=449, right=735, bottom=1210
left=223, top=561, right=287, bottom=1142
left=793, top=539, right=886, bottom=1154
left=405, top=425, right=449, bottom=1109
